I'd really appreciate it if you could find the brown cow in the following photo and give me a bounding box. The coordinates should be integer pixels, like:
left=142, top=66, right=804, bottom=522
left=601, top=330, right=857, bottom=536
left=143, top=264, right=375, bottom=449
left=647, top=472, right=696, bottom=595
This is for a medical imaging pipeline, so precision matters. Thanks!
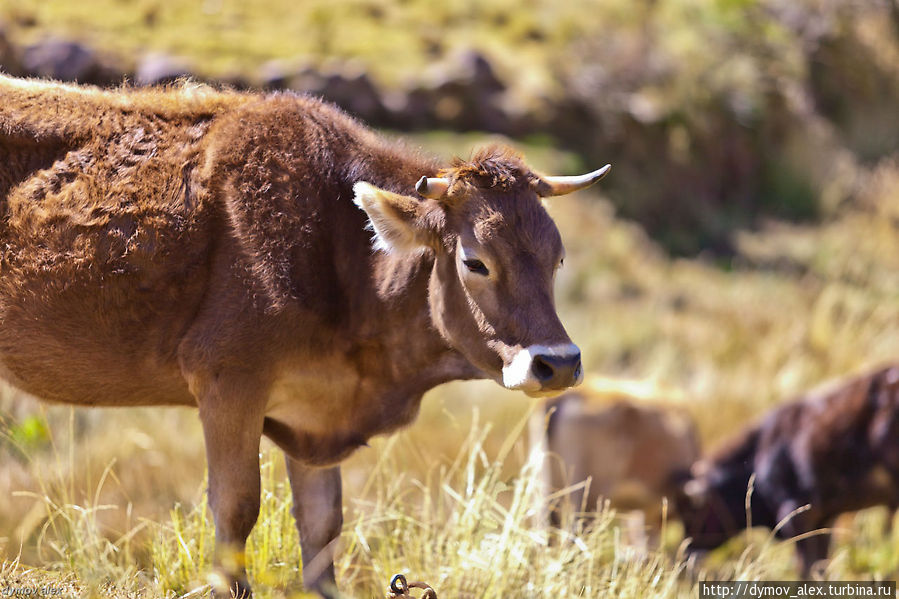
left=532, top=381, right=699, bottom=545
left=676, top=365, right=899, bottom=577
left=0, top=75, right=610, bottom=596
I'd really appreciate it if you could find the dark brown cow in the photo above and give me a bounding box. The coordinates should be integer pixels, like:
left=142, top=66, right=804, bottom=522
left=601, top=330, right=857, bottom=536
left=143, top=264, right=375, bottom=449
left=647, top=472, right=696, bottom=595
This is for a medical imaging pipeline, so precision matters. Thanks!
left=676, top=365, right=899, bottom=577
left=0, top=75, right=609, bottom=596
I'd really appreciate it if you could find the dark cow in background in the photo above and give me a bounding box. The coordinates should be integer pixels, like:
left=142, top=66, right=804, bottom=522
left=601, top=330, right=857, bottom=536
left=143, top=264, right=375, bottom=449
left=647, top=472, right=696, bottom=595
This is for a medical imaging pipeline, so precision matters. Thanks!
left=677, top=365, right=899, bottom=577
left=0, top=75, right=610, bottom=596
left=532, top=379, right=700, bottom=546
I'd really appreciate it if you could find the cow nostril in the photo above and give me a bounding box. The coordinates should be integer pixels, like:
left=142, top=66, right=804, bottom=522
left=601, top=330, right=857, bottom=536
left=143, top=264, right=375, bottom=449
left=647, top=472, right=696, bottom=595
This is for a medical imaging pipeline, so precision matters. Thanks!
left=530, top=351, right=582, bottom=389
left=531, top=355, right=555, bottom=383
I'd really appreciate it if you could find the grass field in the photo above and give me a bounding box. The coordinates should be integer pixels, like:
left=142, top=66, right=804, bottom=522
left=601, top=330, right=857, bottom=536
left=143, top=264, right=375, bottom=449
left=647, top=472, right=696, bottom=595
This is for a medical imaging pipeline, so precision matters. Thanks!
left=1, top=131, right=899, bottom=597
left=2, top=0, right=899, bottom=595
left=0, top=0, right=622, bottom=86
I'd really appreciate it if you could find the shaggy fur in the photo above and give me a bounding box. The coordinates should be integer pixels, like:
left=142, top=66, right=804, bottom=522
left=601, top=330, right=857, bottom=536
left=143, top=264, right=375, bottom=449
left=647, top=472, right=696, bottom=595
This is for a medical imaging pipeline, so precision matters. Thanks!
left=0, top=75, right=579, bottom=596
left=440, top=145, right=542, bottom=194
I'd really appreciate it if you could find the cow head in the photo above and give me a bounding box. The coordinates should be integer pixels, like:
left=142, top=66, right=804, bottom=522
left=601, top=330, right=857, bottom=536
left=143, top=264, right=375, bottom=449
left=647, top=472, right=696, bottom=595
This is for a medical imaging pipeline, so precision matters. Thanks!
left=674, top=460, right=762, bottom=552
left=353, top=146, right=609, bottom=397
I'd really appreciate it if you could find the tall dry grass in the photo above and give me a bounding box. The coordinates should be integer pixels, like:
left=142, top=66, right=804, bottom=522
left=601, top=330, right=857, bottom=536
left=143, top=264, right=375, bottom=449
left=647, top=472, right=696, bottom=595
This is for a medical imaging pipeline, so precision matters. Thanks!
left=2, top=135, right=899, bottom=596
left=2, top=407, right=896, bottom=598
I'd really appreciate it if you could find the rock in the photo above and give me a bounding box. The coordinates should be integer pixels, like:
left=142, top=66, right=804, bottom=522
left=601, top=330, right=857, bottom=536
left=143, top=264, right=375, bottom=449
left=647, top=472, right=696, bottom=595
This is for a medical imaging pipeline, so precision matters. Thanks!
left=20, top=38, right=119, bottom=84
left=215, top=71, right=251, bottom=91
left=258, top=59, right=293, bottom=90
left=286, top=65, right=327, bottom=96
left=423, top=50, right=505, bottom=95
left=399, top=50, right=512, bottom=132
left=456, top=49, right=505, bottom=94
left=383, top=86, right=433, bottom=129
left=418, top=74, right=511, bottom=132
left=135, top=53, right=193, bottom=86
left=0, top=23, right=20, bottom=75
left=318, top=69, right=386, bottom=122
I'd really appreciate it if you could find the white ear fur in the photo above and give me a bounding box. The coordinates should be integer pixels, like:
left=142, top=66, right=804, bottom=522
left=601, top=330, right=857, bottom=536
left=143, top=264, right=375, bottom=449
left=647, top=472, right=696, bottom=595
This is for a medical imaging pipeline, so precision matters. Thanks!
left=353, top=182, right=431, bottom=253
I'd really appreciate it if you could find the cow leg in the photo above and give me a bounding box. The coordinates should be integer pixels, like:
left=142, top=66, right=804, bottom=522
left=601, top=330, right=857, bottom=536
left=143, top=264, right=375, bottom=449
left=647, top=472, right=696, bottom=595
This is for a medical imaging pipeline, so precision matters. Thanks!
left=195, top=378, right=265, bottom=599
left=795, top=530, right=831, bottom=579
left=286, top=457, right=343, bottom=597
left=777, top=504, right=831, bottom=580
left=622, top=510, right=649, bottom=553
left=886, top=502, right=899, bottom=536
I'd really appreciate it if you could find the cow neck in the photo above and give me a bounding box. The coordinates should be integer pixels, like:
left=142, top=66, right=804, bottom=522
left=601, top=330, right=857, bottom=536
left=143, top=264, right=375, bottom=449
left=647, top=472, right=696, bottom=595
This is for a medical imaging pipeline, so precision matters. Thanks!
left=338, top=147, right=485, bottom=390
left=366, top=247, right=481, bottom=390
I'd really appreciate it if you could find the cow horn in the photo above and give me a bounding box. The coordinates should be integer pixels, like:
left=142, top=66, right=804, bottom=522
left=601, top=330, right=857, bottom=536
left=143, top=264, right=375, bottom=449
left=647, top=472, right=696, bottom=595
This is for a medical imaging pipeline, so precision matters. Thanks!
left=416, top=176, right=450, bottom=199
left=537, top=164, right=611, bottom=197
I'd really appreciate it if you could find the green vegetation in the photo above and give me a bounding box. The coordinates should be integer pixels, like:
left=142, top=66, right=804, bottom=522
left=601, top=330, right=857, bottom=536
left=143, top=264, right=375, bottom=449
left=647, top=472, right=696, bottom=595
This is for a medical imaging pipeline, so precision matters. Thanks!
left=0, top=0, right=618, bottom=84
left=2, top=130, right=899, bottom=596
left=2, top=0, right=898, bottom=253
left=2, top=0, right=899, bottom=596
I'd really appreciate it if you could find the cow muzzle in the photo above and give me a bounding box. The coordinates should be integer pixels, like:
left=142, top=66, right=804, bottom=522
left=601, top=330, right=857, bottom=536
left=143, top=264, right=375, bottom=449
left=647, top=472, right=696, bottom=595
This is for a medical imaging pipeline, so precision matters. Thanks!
left=502, top=343, right=583, bottom=396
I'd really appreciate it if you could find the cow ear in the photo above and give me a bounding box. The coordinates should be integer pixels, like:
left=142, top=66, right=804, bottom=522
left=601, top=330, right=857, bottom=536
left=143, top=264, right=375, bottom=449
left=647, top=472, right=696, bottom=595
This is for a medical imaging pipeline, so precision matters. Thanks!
left=353, top=182, right=436, bottom=253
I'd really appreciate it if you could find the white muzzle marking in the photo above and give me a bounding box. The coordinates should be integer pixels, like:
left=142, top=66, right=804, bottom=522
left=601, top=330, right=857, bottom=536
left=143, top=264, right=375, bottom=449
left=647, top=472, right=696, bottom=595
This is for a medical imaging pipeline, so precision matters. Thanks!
left=501, top=343, right=582, bottom=393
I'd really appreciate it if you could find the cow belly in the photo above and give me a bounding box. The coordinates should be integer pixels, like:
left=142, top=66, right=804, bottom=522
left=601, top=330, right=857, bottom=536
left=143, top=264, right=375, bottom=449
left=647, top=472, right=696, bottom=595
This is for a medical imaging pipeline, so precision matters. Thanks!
left=0, top=278, right=200, bottom=406
left=0, top=347, right=194, bottom=407
left=0, top=215, right=209, bottom=406
left=0, top=360, right=28, bottom=390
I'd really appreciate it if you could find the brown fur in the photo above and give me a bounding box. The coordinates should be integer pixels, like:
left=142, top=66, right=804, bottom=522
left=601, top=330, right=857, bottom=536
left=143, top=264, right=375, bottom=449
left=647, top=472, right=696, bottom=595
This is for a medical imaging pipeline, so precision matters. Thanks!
left=0, top=75, right=581, bottom=596
left=677, top=365, right=899, bottom=577
left=440, top=145, right=542, bottom=194
left=536, top=391, right=699, bottom=540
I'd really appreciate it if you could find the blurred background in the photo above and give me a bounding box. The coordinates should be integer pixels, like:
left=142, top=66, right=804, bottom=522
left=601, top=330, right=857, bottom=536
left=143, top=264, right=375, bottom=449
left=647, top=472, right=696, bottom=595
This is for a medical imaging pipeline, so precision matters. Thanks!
left=1, top=0, right=899, bottom=595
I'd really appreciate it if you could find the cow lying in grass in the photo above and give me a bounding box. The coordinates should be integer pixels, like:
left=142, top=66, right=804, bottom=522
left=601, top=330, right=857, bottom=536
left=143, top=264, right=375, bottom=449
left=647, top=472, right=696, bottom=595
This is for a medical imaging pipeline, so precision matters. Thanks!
left=533, top=380, right=700, bottom=545
left=0, top=74, right=610, bottom=597
left=676, top=365, right=899, bottom=576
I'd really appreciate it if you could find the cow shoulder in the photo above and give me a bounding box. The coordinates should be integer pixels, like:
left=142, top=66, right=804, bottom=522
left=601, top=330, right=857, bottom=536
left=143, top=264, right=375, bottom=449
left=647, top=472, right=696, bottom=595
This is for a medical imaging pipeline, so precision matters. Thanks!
left=200, top=94, right=362, bottom=314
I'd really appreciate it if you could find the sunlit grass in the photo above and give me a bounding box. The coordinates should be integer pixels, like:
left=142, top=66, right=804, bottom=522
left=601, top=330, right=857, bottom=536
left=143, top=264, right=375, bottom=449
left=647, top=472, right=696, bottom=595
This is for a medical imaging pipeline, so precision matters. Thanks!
left=0, top=0, right=616, bottom=85
left=2, top=135, right=899, bottom=595
left=148, top=458, right=307, bottom=597
left=0, top=413, right=698, bottom=598
left=2, top=405, right=898, bottom=597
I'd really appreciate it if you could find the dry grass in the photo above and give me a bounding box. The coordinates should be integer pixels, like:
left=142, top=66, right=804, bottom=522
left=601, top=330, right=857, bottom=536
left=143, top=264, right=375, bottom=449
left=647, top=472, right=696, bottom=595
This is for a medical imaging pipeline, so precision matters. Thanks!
left=2, top=134, right=899, bottom=596
left=2, top=0, right=899, bottom=595
left=2, top=412, right=896, bottom=598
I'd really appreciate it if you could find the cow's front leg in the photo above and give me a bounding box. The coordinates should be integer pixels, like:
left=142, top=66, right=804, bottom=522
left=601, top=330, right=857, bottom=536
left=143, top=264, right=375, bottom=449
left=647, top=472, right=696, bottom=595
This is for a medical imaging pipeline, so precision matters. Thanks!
left=286, top=457, right=343, bottom=597
left=196, top=375, right=266, bottom=598
left=776, top=502, right=830, bottom=579
left=794, top=528, right=831, bottom=579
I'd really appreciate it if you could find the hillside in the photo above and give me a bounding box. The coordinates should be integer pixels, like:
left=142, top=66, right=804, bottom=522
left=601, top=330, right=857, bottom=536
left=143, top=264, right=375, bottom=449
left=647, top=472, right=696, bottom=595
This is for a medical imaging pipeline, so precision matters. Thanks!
left=1, top=0, right=899, bottom=595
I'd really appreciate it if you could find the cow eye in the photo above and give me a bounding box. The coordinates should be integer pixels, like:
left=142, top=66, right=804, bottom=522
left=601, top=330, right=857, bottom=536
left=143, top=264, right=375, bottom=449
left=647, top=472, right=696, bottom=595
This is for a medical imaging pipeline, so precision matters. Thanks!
left=463, top=259, right=489, bottom=276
